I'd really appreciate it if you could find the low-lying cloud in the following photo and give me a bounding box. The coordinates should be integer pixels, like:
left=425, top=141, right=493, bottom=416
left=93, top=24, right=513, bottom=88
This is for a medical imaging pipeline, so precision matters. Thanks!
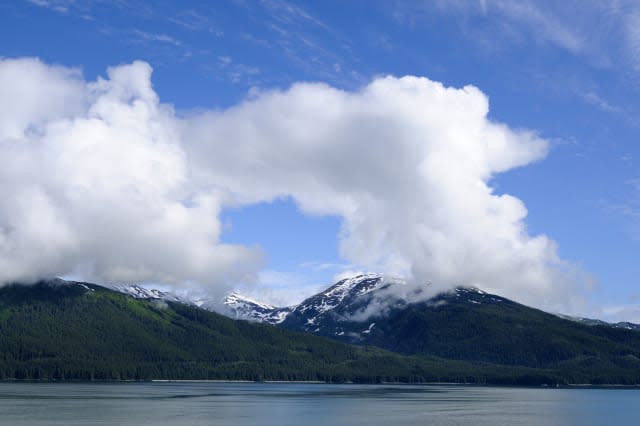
left=0, top=58, right=587, bottom=310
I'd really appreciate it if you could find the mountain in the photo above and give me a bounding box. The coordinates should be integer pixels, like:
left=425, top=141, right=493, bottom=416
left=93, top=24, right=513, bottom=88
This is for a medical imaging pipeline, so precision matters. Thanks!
left=220, top=274, right=640, bottom=335
left=221, top=274, right=640, bottom=381
left=557, top=314, right=640, bottom=332
left=106, top=283, right=186, bottom=303
left=110, top=284, right=295, bottom=324
left=222, top=273, right=404, bottom=326
left=223, top=292, right=292, bottom=324
left=2, top=277, right=640, bottom=384
left=0, top=278, right=386, bottom=382
left=3, top=278, right=573, bottom=384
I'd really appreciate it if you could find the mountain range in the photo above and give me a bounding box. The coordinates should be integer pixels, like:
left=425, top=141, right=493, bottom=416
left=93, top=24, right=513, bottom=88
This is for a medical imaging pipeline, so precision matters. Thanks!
left=1, top=275, right=640, bottom=384
left=221, top=274, right=640, bottom=370
left=0, top=278, right=472, bottom=383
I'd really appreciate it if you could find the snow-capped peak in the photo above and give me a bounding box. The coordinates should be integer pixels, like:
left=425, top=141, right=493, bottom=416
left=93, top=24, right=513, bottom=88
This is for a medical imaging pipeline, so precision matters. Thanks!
left=219, top=274, right=410, bottom=327
left=107, top=284, right=185, bottom=303
left=223, top=292, right=292, bottom=324
left=322, top=273, right=385, bottom=299
left=300, top=273, right=405, bottom=315
left=225, top=292, right=276, bottom=311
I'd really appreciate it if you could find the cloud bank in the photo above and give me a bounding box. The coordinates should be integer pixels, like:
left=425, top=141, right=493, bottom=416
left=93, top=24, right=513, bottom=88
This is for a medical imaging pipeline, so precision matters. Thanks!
left=0, top=58, right=585, bottom=310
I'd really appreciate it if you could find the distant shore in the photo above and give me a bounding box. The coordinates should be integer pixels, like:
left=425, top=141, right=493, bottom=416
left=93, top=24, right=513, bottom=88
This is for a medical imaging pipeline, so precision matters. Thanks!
left=2, top=379, right=639, bottom=389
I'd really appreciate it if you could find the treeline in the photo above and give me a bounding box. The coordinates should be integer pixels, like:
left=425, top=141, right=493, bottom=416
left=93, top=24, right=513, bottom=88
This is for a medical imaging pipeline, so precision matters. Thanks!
left=6, top=356, right=638, bottom=386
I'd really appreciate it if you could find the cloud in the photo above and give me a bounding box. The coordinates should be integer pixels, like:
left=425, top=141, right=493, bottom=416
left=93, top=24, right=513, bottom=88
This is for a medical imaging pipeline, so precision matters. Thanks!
left=260, top=0, right=331, bottom=32
left=132, top=30, right=183, bottom=47
left=0, top=57, right=587, bottom=312
left=0, top=58, right=262, bottom=294
left=27, top=0, right=71, bottom=14
left=600, top=304, right=640, bottom=324
left=252, top=269, right=324, bottom=307
left=398, top=1, right=635, bottom=70
left=209, top=56, right=262, bottom=86
left=389, top=1, right=640, bottom=122
left=624, top=11, right=640, bottom=70
left=184, top=74, right=586, bottom=312
left=578, top=91, right=618, bottom=113
left=26, top=0, right=95, bottom=20
left=486, top=1, right=584, bottom=53
left=427, top=0, right=592, bottom=56
left=169, top=9, right=223, bottom=36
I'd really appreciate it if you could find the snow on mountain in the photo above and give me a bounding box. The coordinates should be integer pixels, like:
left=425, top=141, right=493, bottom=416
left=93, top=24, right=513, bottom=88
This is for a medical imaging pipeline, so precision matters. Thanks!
left=278, top=274, right=517, bottom=338
left=296, top=273, right=402, bottom=315
left=106, top=284, right=186, bottom=303
left=104, top=274, right=411, bottom=326
left=555, top=314, right=640, bottom=331
left=220, top=274, right=408, bottom=325
left=222, top=274, right=496, bottom=331
left=104, top=282, right=292, bottom=323
left=222, top=292, right=292, bottom=324
left=103, top=275, right=640, bottom=334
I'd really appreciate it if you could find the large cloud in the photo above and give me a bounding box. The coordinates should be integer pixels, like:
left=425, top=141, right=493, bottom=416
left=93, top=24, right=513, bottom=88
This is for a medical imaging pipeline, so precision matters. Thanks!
left=0, top=58, right=262, bottom=291
left=0, top=58, right=585, bottom=311
left=184, top=78, right=580, bottom=310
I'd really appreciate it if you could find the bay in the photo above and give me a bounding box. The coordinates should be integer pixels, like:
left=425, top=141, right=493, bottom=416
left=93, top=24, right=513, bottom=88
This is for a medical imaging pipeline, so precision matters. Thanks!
left=0, top=382, right=638, bottom=425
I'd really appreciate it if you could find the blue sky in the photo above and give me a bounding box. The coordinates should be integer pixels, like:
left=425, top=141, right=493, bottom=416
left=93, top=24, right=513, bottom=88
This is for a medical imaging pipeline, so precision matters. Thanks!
left=2, top=0, right=640, bottom=320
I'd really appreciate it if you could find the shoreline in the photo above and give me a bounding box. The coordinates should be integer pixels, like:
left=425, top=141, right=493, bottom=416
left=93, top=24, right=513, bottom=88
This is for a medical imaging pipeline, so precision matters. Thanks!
left=1, top=379, right=639, bottom=389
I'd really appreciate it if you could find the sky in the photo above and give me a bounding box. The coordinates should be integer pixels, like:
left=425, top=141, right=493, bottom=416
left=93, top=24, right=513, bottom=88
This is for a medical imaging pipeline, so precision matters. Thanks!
left=1, top=0, right=640, bottom=321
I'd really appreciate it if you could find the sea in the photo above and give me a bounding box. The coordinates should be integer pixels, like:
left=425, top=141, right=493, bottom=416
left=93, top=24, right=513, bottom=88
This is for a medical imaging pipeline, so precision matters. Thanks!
left=0, top=382, right=638, bottom=425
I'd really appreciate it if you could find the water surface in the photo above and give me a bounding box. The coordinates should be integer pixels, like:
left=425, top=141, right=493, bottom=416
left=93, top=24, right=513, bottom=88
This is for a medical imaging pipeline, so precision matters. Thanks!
left=0, top=382, right=638, bottom=425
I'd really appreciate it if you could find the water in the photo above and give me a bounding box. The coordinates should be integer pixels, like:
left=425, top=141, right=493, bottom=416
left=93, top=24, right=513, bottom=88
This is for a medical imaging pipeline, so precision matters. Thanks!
left=0, top=382, right=638, bottom=425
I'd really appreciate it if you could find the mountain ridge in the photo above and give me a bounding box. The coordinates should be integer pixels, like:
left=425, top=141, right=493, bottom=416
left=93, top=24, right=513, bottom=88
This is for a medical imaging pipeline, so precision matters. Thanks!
left=220, top=274, right=640, bottom=372
left=2, top=277, right=640, bottom=384
left=103, top=274, right=640, bottom=335
left=0, top=279, right=471, bottom=383
left=222, top=274, right=640, bottom=332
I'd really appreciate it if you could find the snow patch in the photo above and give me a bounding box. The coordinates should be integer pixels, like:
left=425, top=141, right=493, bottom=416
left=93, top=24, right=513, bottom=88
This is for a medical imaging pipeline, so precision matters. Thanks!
left=362, top=322, right=376, bottom=334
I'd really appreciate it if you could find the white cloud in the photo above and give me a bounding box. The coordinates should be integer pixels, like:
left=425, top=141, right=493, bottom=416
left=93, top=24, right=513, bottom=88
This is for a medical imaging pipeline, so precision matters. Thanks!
left=0, top=58, right=262, bottom=295
left=429, top=0, right=586, bottom=53
left=600, top=304, right=640, bottom=324
left=184, top=74, right=586, bottom=312
left=408, top=1, right=636, bottom=71
left=132, top=30, right=183, bottom=47
left=254, top=269, right=324, bottom=306
left=488, top=1, right=584, bottom=53
left=0, top=58, right=84, bottom=140
left=27, top=0, right=71, bottom=14
left=0, top=57, right=588, bottom=313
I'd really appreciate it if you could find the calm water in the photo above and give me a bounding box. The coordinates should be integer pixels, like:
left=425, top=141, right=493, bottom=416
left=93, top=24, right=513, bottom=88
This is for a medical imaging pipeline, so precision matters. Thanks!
left=0, top=382, right=638, bottom=425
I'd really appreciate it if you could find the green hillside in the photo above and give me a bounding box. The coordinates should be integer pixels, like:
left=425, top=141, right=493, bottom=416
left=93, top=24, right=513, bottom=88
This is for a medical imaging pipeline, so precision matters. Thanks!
left=0, top=280, right=639, bottom=385
left=366, top=292, right=640, bottom=367
left=281, top=288, right=640, bottom=384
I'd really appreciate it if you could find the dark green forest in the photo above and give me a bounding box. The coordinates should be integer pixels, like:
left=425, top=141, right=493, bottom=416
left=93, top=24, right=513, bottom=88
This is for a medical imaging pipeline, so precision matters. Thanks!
left=282, top=288, right=640, bottom=378
left=0, top=281, right=639, bottom=385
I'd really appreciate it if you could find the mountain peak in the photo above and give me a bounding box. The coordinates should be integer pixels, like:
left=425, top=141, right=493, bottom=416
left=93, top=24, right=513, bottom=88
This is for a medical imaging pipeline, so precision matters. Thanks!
left=223, top=292, right=292, bottom=324
left=106, top=283, right=185, bottom=303
left=225, top=292, right=276, bottom=311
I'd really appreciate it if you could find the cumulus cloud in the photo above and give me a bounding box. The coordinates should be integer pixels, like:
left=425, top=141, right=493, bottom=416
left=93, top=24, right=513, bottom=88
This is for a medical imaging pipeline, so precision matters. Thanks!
left=0, top=58, right=262, bottom=293
left=0, top=57, right=587, bottom=311
left=185, top=76, right=584, bottom=311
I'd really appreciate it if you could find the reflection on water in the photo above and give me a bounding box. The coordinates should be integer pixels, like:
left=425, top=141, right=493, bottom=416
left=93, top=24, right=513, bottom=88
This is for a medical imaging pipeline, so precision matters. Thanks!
left=0, top=382, right=638, bottom=425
